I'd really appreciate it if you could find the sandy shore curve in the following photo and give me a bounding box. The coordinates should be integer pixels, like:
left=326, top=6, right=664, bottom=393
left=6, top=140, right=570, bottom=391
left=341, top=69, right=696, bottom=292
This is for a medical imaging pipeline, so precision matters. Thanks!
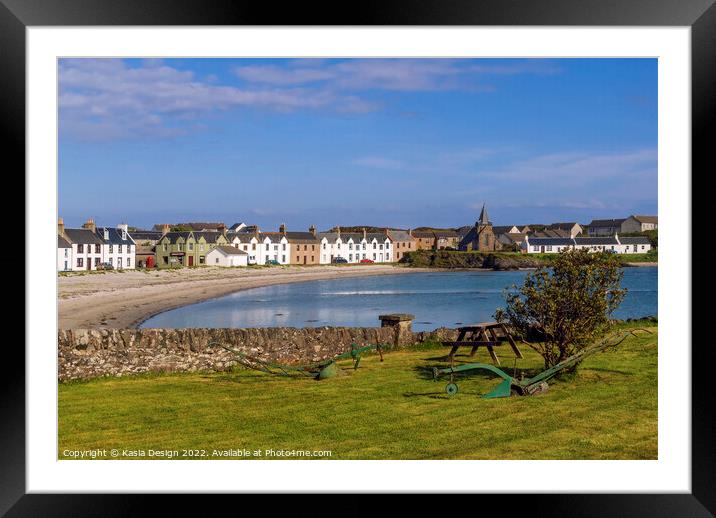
left=58, top=265, right=432, bottom=329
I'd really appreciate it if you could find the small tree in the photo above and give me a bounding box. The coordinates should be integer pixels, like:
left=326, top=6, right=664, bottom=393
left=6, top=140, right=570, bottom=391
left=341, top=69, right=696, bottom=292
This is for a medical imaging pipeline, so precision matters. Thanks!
left=495, top=249, right=627, bottom=372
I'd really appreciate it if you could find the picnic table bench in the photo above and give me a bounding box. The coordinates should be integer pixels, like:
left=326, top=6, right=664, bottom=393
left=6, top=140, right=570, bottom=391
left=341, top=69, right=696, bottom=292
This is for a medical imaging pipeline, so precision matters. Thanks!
left=441, top=322, right=523, bottom=366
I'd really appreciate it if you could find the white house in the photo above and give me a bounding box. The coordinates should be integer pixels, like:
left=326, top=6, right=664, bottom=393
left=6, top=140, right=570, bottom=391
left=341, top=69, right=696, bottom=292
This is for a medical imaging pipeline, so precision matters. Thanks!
left=94, top=223, right=136, bottom=269
left=206, top=245, right=249, bottom=267
left=319, top=229, right=393, bottom=263
left=522, top=234, right=652, bottom=254
left=57, top=234, right=73, bottom=272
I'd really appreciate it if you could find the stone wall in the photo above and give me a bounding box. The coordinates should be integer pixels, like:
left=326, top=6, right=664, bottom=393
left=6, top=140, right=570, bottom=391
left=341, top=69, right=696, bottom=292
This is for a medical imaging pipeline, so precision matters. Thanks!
left=58, top=326, right=459, bottom=381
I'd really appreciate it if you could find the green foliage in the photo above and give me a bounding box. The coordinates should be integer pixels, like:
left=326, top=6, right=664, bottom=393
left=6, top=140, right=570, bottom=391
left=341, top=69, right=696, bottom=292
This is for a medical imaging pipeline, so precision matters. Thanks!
left=495, top=249, right=627, bottom=371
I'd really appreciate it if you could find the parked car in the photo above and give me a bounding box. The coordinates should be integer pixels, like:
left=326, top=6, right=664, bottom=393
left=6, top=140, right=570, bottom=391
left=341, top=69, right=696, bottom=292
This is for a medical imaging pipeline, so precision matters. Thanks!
left=359, top=258, right=374, bottom=264
left=265, top=259, right=280, bottom=265
left=332, top=257, right=348, bottom=264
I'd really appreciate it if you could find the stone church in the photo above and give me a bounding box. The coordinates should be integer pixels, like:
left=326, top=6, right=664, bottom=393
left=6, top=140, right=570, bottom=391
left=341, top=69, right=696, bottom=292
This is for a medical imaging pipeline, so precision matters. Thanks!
left=458, top=203, right=498, bottom=251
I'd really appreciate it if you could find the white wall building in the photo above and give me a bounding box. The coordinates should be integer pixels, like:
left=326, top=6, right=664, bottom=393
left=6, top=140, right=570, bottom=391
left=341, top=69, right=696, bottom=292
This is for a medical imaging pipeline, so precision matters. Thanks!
left=57, top=234, right=73, bottom=272
left=318, top=230, right=393, bottom=263
left=206, top=245, right=249, bottom=267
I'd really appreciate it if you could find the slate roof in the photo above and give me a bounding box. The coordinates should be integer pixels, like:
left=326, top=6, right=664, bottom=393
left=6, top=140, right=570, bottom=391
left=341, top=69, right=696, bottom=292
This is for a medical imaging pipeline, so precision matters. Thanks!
left=526, top=237, right=575, bottom=246
left=194, top=231, right=226, bottom=244
left=63, top=228, right=104, bottom=245
left=575, top=237, right=619, bottom=245
left=212, top=245, right=248, bottom=256
left=630, top=215, right=658, bottom=224
left=387, top=230, right=414, bottom=242
left=159, top=231, right=192, bottom=244
left=129, top=231, right=163, bottom=242
left=57, top=235, right=72, bottom=249
left=588, top=218, right=626, bottom=228
left=95, top=227, right=136, bottom=245
left=618, top=236, right=651, bottom=245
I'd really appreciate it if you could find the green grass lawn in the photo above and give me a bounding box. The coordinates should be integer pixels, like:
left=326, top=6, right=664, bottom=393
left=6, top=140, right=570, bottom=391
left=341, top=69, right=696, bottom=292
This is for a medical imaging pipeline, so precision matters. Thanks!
left=58, top=322, right=657, bottom=460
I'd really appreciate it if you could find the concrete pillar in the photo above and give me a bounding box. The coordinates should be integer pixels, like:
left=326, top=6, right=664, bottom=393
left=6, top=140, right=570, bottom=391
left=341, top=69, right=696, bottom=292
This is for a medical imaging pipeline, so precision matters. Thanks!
left=378, top=313, right=415, bottom=348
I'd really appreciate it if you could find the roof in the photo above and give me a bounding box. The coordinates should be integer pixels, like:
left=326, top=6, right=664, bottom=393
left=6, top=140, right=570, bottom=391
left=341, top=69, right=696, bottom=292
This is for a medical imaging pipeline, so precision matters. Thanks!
left=588, top=218, right=626, bottom=227
left=533, top=229, right=571, bottom=238
left=63, top=228, right=104, bottom=245
left=575, top=237, right=619, bottom=245
left=194, top=231, right=226, bottom=244
left=478, top=203, right=490, bottom=225
left=630, top=215, right=658, bottom=224
left=619, top=236, right=651, bottom=245
left=387, top=230, right=414, bottom=242
left=210, top=245, right=248, bottom=256
left=129, top=231, right=163, bottom=242
left=159, top=231, right=192, bottom=244
left=95, top=227, right=136, bottom=245
left=284, top=231, right=319, bottom=243
left=547, top=222, right=580, bottom=230
left=526, top=237, right=575, bottom=246
left=57, top=235, right=72, bottom=249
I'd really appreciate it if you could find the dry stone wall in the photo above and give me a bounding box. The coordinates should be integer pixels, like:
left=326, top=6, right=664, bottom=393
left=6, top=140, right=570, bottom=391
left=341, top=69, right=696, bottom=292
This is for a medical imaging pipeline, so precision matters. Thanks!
left=58, top=326, right=459, bottom=381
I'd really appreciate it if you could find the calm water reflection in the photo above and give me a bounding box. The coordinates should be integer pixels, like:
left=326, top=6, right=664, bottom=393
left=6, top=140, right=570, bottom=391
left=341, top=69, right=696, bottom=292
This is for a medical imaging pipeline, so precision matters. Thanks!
left=140, top=267, right=657, bottom=331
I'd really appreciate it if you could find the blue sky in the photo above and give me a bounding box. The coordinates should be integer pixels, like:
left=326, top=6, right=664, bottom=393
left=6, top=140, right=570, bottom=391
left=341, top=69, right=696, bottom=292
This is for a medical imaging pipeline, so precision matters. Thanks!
left=59, top=58, right=657, bottom=230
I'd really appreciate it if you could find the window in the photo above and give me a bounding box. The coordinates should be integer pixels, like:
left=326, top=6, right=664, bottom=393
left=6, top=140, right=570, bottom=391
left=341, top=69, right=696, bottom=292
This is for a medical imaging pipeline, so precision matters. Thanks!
left=77, top=257, right=83, bottom=267
left=77, top=244, right=84, bottom=253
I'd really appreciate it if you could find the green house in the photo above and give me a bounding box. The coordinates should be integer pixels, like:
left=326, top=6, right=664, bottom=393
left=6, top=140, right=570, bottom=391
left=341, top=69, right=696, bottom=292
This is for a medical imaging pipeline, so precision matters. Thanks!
left=155, top=231, right=228, bottom=268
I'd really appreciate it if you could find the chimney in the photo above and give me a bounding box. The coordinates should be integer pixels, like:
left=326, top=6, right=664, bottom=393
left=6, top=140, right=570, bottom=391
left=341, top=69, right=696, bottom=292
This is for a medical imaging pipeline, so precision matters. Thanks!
left=161, top=224, right=170, bottom=235
left=58, top=217, right=65, bottom=236
left=279, top=223, right=287, bottom=235
left=82, top=218, right=96, bottom=233
left=309, top=224, right=316, bottom=237
left=117, top=223, right=128, bottom=240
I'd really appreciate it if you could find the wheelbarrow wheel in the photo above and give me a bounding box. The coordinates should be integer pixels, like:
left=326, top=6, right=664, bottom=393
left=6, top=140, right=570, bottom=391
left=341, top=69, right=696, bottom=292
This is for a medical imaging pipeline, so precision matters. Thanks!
left=445, top=382, right=459, bottom=396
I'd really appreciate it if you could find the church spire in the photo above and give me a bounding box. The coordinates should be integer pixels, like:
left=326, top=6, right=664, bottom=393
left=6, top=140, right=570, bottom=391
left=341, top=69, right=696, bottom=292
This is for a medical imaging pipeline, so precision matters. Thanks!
left=478, top=203, right=490, bottom=225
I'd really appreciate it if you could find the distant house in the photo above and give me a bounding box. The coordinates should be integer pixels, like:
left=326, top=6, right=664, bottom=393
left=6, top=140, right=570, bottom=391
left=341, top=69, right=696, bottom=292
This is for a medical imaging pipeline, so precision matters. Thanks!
left=94, top=223, right=136, bottom=270
left=522, top=236, right=575, bottom=254
left=497, top=232, right=528, bottom=249
left=547, top=222, right=583, bottom=238
left=522, top=234, right=650, bottom=254
left=319, top=228, right=393, bottom=263
left=387, top=229, right=416, bottom=261
left=206, top=245, right=248, bottom=267
left=284, top=225, right=320, bottom=265
left=459, top=204, right=498, bottom=252
left=155, top=230, right=229, bottom=268
left=587, top=218, right=626, bottom=236
left=618, top=236, right=652, bottom=254
left=61, top=219, right=105, bottom=271
left=621, top=215, right=658, bottom=233
left=57, top=233, right=73, bottom=272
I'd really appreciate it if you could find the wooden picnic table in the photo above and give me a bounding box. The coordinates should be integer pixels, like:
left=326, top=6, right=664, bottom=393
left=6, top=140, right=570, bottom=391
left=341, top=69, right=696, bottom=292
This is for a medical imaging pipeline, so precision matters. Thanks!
left=441, top=322, right=523, bottom=366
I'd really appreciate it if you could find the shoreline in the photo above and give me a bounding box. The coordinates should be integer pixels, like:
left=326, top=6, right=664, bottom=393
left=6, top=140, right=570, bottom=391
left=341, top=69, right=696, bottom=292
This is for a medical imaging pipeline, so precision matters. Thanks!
left=58, top=265, right=434, bottom=329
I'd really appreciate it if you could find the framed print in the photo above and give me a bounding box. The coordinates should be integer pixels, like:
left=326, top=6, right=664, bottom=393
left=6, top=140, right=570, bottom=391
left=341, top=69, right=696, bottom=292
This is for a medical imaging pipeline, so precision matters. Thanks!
left=6, top=0, right=711, bottom=513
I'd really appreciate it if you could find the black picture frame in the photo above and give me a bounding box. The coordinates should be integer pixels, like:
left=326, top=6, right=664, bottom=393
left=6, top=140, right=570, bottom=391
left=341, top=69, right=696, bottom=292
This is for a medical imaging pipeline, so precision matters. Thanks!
left=6, top=0, right=708, bottom=514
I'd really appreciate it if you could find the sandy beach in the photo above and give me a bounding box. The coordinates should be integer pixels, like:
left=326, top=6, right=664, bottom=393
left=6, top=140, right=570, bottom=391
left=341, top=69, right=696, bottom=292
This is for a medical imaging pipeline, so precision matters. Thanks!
left=58, top=265, right=430, bottom=329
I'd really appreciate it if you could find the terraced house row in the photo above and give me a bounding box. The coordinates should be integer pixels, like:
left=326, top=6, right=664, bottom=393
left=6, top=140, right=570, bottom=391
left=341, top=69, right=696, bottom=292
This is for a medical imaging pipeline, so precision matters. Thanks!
left=57, top=218, right=136, bottom=271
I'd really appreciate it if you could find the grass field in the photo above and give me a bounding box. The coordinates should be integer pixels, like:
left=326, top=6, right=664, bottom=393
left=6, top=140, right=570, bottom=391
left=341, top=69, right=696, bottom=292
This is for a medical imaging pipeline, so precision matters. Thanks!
left=58, top=322, right=657, bottom=460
